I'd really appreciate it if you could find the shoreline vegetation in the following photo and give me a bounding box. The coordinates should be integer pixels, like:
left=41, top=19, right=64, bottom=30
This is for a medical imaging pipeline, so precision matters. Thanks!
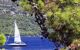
left=0, top=14, right=41, bottom=35
left=18, top=0, right=80, bottom=49
left=0, top=0, right=80, bottom=50
left=0, top=34, right=6, bottom=46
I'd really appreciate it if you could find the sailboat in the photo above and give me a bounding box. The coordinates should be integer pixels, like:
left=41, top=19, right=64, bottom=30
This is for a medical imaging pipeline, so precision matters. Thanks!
left=8, top=20, right=26, bottom=46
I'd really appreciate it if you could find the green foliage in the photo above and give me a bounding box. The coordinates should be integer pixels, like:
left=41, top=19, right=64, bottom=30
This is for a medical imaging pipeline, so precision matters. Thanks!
left=60, top=0, right=66, bottom=3
left=46, top=11, right=53, bottom=17
left=17, top=0, right=80, bottom=47
left=48, top=32, right=59, bottom=41
left=0, top=34, right=6, bottom=46
left=60, top=48, right=66, bottom=50
left=0, top=13, right=40, bottom=35
left=19, top=0, right=32, bottom=11
left=37, top=0, right=45, bottom=9
left=73, top=0, right=80, bottom=3
left=44, top=0, right=80, bottom=46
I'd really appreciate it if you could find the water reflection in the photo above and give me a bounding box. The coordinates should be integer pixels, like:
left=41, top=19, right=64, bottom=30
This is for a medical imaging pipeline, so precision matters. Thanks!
left=13, top=47, right=22, bottom=50
left=1, top=48, right=5, bottom=50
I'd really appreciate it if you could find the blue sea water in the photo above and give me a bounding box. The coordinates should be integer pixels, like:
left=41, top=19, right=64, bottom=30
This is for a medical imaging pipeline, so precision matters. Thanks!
left=1, top=36, right=61, bottom=50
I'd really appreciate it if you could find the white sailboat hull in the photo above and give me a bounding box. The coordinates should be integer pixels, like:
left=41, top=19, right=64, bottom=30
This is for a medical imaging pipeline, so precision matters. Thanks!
left=8, top=42, right=26, bottom=46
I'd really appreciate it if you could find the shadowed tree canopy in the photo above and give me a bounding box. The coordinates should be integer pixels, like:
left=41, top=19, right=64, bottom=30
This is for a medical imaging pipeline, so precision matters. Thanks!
left=11, top=0, right=17, bottom=2
left=18, top=0, right=80, bottom=47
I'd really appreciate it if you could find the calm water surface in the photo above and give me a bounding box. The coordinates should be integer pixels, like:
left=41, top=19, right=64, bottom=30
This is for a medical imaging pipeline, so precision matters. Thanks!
left=1, top=36, right=60, bottom=50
